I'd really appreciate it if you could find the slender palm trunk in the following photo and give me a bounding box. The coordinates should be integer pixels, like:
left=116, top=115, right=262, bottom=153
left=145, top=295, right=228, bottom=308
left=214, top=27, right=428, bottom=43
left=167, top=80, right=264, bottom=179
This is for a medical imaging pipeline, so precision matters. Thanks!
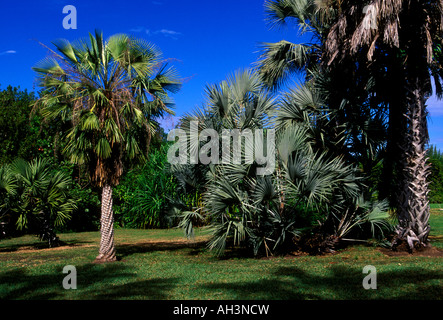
left=394, top=78, right=431, bottom=250
left=96, top=184, right=117, bottom=262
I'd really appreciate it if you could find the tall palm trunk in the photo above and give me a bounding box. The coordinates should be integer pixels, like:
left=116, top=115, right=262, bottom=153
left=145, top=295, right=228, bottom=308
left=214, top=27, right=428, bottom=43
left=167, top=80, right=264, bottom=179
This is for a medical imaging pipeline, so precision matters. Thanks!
left=394, top=77, right=431, bottom=250
left=96, top=184, right=117, bottom=262
left=379, top=52, right=407, bottom=207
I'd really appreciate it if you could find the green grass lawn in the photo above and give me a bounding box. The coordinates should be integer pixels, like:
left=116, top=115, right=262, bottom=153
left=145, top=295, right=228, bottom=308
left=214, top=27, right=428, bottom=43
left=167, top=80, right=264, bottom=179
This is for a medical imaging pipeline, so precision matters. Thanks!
left=0, top=210, right=442, bottom=300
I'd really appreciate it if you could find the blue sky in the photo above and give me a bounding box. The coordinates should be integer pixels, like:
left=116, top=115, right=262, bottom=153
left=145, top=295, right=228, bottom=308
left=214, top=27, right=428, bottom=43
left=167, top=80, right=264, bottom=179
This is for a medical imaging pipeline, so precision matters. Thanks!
left=0, top=0, right=442, bottom=150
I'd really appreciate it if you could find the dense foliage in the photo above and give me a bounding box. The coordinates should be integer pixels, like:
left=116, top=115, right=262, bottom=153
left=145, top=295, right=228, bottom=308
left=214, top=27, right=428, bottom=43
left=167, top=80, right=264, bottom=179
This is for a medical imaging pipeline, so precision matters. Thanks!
left=0, top=85, right=51, bottom=164
left=429, top=145, right=443, bottom=204
left=0, top=158, right=76, bottom=245
left=113, top=142, right=179, bottom=229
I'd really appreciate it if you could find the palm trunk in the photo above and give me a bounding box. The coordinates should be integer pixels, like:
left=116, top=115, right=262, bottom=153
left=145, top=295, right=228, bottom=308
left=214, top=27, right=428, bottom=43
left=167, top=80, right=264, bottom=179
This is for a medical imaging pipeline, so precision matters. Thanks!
left=96, top=184, right=117, bottom=262
left=379, top=53, right=406, bottom=207
left=393, top=78, right=431, bottom=251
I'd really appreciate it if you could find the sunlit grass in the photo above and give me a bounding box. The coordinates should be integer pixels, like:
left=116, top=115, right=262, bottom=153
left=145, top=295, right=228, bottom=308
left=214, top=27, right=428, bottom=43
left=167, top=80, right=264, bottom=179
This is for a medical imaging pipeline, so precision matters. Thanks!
left=430, top=207, right=443, bottom=249
left=0, top=215, right=441, bottom=300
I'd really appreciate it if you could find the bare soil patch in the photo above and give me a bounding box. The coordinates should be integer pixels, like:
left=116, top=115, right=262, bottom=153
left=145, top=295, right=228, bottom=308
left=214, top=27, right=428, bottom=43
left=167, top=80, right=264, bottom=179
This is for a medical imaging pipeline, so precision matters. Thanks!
left=380, top=243, right=443, bottom=257
left=116, top=237, right=208, bottom=254
left=0, top=241, right=94, bottom=254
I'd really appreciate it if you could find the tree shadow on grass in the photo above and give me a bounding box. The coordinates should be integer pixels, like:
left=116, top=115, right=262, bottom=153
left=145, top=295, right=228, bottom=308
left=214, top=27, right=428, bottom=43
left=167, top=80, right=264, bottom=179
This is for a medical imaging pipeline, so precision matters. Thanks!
left=92, top=278, right=180, bottom=300
left=116, top=240, right=208, bottom=259
left=199, top=264, right=443, bottom=300
left=0, top=263, right=179, bottom=300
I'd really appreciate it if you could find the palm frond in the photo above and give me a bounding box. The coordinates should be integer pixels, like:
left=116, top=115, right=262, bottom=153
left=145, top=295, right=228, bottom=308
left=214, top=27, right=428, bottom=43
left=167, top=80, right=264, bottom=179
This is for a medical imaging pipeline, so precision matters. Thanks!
left=256, top=40, right=315, bottom=89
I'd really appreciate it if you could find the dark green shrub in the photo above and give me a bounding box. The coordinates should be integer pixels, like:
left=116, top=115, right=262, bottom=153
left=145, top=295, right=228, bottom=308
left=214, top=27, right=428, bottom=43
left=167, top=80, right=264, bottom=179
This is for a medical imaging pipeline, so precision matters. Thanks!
left=113, top=143, right=180, bottom=229
left=54, top=160, right=101, bottom=232
left=0, top=158, right=76, bottom=246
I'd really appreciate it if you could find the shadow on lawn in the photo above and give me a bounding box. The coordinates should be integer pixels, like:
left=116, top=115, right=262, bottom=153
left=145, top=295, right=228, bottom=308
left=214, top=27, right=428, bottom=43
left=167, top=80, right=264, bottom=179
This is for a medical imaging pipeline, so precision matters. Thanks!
left=200, top=264, right=443, bottom=300
left=0, top=263, right=179, bottom=300
left=116, top=240, right=208, bottom=258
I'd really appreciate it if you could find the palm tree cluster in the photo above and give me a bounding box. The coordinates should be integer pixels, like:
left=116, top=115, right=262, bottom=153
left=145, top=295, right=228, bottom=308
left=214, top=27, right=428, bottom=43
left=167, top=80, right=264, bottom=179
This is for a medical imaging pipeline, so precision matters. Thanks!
left=255, top=0, right=443, bottom=251
left=171, top=70, right=392, bottom=256
left=173, top=0, right=442, bottom=255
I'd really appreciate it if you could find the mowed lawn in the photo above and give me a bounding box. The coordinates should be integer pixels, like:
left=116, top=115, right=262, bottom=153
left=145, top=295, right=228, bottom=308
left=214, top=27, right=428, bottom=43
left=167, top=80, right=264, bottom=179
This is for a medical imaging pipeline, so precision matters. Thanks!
left=0, top=209, right=442, bottom=300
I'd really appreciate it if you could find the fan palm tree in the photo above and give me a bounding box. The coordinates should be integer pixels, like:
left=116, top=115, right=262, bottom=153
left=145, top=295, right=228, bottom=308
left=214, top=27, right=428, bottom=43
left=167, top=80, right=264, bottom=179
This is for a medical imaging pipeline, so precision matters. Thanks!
left=172, top=70, right=277, bottom=254
left=257, top=0, right=389, bottom=196
left=324, top=0, right=443, bottom=250
left=0, top=158, right=76, bottom=246
left=33, top=31, right=181, bottom=261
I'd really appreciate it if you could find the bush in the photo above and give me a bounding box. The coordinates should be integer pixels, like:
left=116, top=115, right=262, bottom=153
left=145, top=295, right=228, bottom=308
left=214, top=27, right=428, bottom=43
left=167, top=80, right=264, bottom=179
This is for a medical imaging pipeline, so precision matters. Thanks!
left=113, top=143, right=180, bottom=229
left=64, top=183, right=101, bottom=232
left=0, top=85, right=62, bottom=166
left=0, top=158, right=76, bottom=246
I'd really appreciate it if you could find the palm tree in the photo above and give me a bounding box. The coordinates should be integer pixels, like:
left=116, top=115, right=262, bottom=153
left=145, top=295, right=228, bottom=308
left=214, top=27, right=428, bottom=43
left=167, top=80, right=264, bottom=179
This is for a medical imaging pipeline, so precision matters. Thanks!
left=324, top=0, right=443, bottom=250
left=257, top=0, right=389, bottom=197
left=0, top=158, right=76, bottom=246
left=33, top=31, right=181, bottom=261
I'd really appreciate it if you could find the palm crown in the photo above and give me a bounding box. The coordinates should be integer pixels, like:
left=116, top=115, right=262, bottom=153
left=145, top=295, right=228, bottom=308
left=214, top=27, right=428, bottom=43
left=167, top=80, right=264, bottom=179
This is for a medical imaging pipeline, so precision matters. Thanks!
left=33, top=30, right=181, bottom=187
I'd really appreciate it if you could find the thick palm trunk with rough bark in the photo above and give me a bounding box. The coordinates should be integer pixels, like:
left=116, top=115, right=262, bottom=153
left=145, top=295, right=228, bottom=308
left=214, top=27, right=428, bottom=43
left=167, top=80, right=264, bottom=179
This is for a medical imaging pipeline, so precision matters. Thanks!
left=96, top=184, right=117, bottom=262
left=394, top=78, right=431, bottom=251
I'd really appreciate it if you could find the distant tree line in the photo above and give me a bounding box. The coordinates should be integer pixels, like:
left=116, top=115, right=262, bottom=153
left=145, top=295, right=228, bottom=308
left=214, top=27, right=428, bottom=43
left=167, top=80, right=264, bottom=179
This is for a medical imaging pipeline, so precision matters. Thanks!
left=428, top=145, right=443, bottom=204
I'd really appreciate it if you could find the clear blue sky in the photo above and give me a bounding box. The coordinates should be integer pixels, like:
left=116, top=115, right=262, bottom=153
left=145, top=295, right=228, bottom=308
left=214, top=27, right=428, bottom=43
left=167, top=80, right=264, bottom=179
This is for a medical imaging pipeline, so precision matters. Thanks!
left=0, top=0, right=442, bottom=150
